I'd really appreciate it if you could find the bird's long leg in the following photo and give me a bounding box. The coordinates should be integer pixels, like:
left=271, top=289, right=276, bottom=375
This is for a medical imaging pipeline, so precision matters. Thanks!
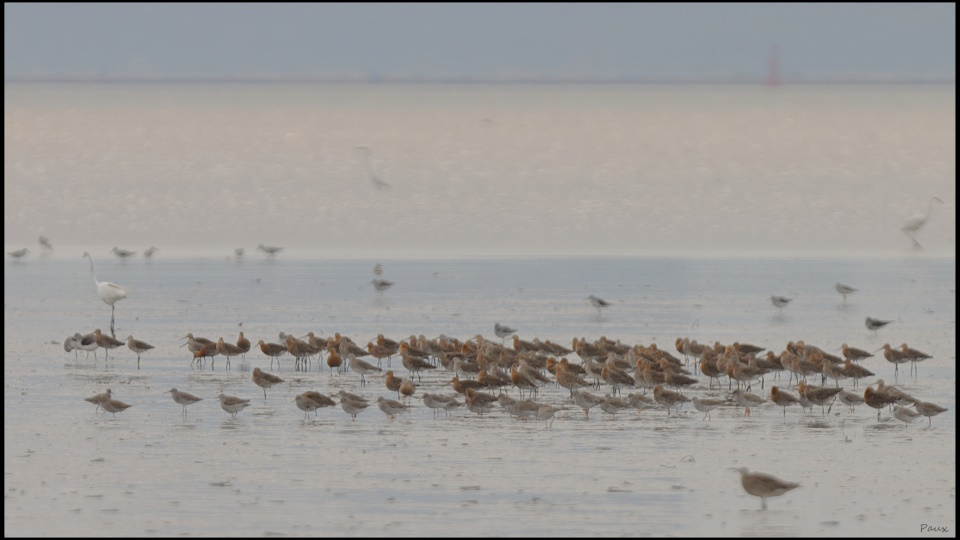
left=110, top=305, right=116, bottom=338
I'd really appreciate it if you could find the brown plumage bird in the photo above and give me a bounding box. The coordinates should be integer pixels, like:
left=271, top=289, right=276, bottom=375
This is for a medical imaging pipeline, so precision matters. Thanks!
left=731, top=467, right=800, bottom=510
left=236, top=332, right=251, bottom=356
left=399, top=378, right=417, bottom=400
left=252, top=367, right=283, bottom=400
left=258, top=339, right=287, bottom=368
left=384, top=370, right=403, bottom=398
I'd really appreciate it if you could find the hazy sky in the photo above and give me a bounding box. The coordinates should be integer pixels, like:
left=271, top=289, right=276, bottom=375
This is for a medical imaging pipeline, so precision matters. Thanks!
left=4, top=3, right=956, bottom=81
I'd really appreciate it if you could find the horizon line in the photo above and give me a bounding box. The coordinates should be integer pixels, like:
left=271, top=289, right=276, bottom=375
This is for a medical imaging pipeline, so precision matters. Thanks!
left=4, top=75, right=956, bottom=85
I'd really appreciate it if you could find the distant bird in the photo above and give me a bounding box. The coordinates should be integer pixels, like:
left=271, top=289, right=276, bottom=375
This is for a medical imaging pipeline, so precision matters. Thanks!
left=731, top=467, right=800, bottom=511
left=38, top=236, right=53, bottom=252
left=371, top=278, right=394, bottom=296
left=770, top=295, right=792, bottom=313
left=7, top=248, right=29, bottom=259
left=257, top=244, right=283, bottom=257
left=587, top=295, right=611, bottom=317
left=111, top=246, right=137, bottom=260
left=234, top=247, right=245, bottom=258
left=494, top=323, right=517, bottom=342
left=83, top=252, right=127, bottom=338
left=373, top=263, right=383, bottom=276
left=357, top=146, right=391, bottom=190
left=865, top=317, right=893, bottom=335
left=143, top=246, right=158, bottom=258
left=901, top=196, right=943, bottom=248
left=835, top=283, right=856, bottom=302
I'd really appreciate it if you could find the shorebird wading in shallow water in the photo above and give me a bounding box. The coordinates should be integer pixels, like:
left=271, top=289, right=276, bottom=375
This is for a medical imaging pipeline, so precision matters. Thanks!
left=494, top=323, right=517, bottom=342
left=731, top=467, right=799, bottom=511
left=835, top=283, right=857, bottom=302
left=165, top=388, right=203, bottom=415
left=111, top=246, right=136, bottom=260
left=587, top=295, right=611, bottom=317
left=370, top=278, right=394, bottom=297
left=865, top=317, right=893, bottom=336
left=7, top=248, right=29, bottom=259
left=770, top=295, right=792, bottom=313
left=82, top=251, right=127, bottom=338
left=257, top=244, right=283, bottom=257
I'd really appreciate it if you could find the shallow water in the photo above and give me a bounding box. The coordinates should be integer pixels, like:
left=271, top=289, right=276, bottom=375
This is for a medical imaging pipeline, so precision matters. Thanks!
left=4, top=256, right=956, bottom=536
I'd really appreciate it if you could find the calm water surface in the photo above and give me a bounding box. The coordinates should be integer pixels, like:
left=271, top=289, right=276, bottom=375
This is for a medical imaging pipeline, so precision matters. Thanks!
left=4, top=83, right=955, bottom=257
left=4, top=256, right=955, bottom=536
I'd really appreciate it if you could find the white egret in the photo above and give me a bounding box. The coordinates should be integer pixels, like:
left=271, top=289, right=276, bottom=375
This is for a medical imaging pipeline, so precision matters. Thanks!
left=83, top=251, right=128, bottom=337
left=901, top=196, right=943, bottom=248
left=357, top=146, right=391, bottom=190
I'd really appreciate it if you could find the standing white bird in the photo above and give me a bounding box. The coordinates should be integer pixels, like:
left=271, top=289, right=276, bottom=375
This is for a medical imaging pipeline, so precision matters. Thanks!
left=7, top=248, right=29, bottom=259
left=770, top=295, right=792, bottom=313
left=901, top=196, right=943, bottom=248
left=357, top=146, right=391, bottom=190
left=143, top=246, right=158, bottom=258
left=835, top=283, right=857, bottom=302
left=83, top=252, right=127, bottom=338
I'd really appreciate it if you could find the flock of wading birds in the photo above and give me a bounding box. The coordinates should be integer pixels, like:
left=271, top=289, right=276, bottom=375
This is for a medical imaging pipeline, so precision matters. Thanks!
left=72, top=327, right=949, bottom=511
left=74, top=326, right=947, bottom=427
